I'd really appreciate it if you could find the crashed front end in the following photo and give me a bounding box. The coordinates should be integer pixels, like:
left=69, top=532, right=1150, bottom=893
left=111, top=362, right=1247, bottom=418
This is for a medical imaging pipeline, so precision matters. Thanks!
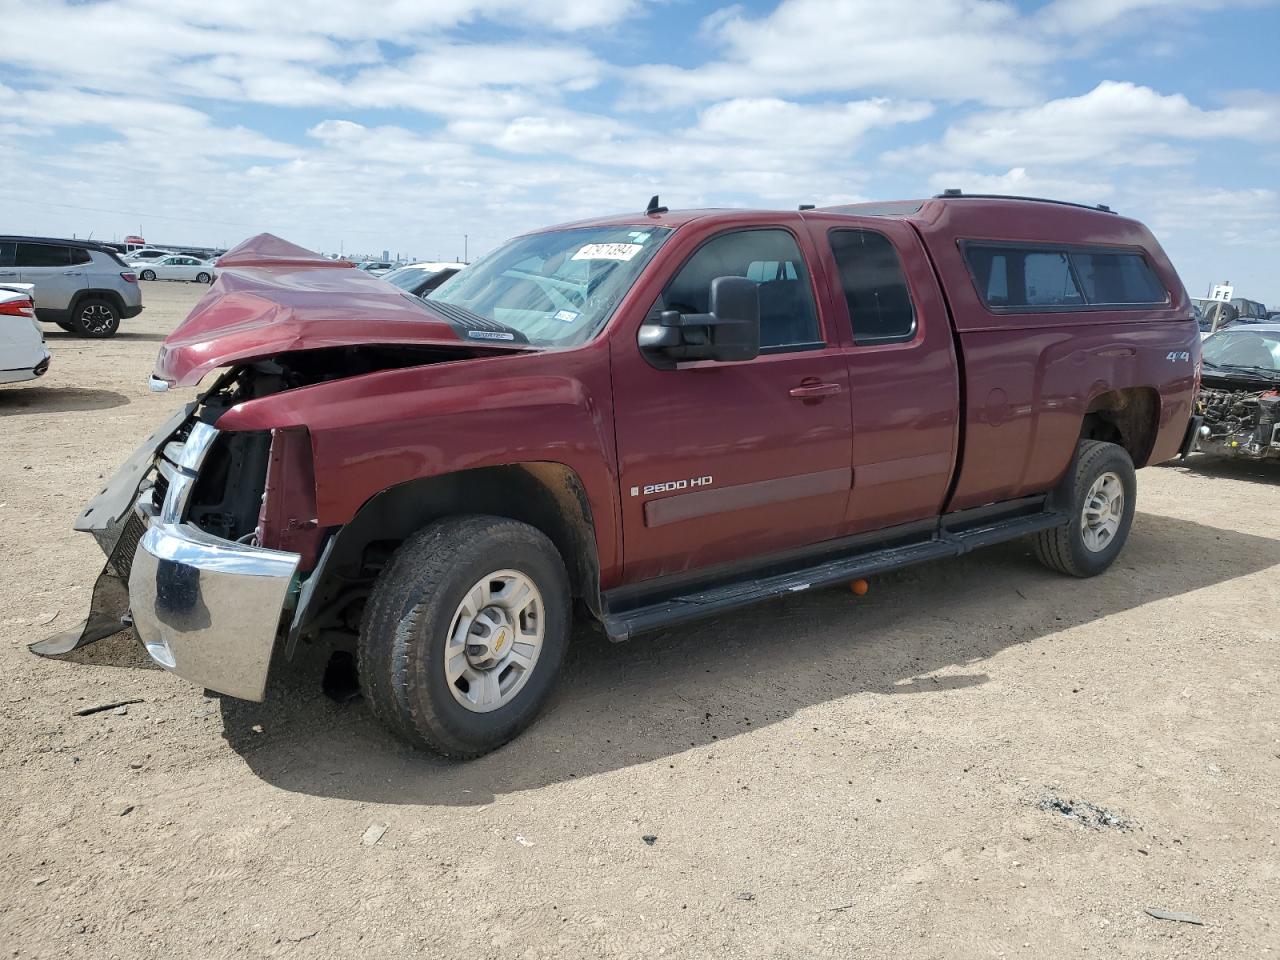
left=1195, top=384, right=1280, bottom=460
left=34, top=397, right=304, bottom=701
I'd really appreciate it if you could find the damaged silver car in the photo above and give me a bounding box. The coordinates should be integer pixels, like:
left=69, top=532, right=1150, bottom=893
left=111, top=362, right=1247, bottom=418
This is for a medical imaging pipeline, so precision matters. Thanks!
left=1195, top=322, right=1280, bottom=460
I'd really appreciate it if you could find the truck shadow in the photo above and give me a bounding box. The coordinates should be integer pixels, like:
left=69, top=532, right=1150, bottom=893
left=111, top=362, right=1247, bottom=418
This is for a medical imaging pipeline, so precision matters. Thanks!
left=218, top=511, right=1280, bottom=806
left=0, top=386, right=129, bottom=415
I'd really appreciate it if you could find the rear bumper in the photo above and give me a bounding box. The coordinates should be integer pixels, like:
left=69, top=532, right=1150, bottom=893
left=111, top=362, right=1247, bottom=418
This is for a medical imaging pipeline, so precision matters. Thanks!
left=121, top=303, right=144, bottom=319
left=130, top=500, right=300, bottom=701
left=0, top=353, right=50, bottom=384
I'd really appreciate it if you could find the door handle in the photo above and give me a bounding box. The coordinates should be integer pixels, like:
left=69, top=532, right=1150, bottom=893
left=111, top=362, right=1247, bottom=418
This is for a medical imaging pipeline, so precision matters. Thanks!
left=789, top=382, right=843, bottom=400
left=62, top=270, right=82, bottom=276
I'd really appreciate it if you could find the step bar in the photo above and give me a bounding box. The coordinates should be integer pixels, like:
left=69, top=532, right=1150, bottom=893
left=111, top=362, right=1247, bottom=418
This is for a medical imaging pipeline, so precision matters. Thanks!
left=600, top=508, right=1067, bottom=641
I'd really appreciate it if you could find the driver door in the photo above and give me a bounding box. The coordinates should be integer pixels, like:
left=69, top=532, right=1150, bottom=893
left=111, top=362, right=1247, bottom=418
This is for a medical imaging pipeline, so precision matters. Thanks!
left=610, top=226, right=853, bottom=583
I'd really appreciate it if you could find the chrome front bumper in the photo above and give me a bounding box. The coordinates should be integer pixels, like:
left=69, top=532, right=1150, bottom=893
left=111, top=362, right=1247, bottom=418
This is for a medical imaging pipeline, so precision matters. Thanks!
left=131, top=501, right=300, bottom=701
left=128, top=420, right=300, bottom=701
left=34, top=409, right=301, bottom=702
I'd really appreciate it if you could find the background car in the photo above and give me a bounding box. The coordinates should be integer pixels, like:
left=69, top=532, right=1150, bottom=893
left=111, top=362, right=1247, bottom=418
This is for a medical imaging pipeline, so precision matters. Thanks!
left=137, top=255, right=216, bottom=283
left=0, top=236, right=142, bottom=338
left=380, top=261, right=466, bottom=297
left=356, top=260, right=395, bottom=276
left=124, top=248, right=175, bottom=265
left=1230, top=297, right=1269, bottom=322
left=0, top=283, right=51, bottom=385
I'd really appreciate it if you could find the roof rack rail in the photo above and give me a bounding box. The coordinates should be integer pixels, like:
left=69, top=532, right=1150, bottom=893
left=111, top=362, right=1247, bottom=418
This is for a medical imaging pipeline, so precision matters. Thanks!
left=932, top=190, right=1117, bottom=214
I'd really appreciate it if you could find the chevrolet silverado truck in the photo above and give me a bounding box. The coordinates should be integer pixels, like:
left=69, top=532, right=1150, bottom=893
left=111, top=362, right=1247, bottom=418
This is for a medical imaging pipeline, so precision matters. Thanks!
left=35, top=193, right=1202, bottom=758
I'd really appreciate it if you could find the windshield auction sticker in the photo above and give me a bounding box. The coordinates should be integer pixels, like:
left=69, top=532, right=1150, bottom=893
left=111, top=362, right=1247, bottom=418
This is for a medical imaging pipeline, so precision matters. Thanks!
left=571, top=243, right=644, bottom=262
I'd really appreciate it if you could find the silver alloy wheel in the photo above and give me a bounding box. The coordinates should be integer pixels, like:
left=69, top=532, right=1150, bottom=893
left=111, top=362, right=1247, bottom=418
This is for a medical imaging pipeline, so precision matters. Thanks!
left=141, top=270, right=155, bottom=280
left=1080, top=470, right=1124, bottom=552
left=80, top=304, right=114, bottom=333
left=444, top=569, right=545, bottom=713
left=196, top=272, right=210, bottom=283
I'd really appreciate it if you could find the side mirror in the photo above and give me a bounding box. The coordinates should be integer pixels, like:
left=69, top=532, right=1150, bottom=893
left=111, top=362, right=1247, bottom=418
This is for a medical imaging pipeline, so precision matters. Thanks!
left=638, top=276, right=761, bottom=363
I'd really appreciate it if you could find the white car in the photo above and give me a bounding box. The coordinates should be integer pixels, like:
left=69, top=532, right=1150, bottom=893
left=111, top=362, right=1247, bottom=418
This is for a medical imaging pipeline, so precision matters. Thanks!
left=356, top=260, right=396, bottom=276
left=124, top=248, right=174, bottom=265
left=0, top=284, right=51, bottom=385
left=136, top=255, right=216, bottom=283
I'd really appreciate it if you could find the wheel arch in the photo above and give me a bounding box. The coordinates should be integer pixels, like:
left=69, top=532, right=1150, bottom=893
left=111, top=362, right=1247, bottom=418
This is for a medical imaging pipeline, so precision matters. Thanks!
left=71, top=288, right=127, bottom=315
left=1079, top=386, right=1161, bottom=467
left=292, top=462, right=603, bottom=650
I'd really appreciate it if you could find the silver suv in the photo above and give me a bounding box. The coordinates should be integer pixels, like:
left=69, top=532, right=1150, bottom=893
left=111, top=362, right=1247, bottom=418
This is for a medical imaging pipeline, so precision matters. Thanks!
left=0, top=236, right=144, bottom=338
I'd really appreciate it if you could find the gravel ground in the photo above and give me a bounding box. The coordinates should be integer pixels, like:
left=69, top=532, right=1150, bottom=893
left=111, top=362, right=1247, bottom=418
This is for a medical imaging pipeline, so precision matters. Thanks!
left=1, top=280, right=1277, bottom=959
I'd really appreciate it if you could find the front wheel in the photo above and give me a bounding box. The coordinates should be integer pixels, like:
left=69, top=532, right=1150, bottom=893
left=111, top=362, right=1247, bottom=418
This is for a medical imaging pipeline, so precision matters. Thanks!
left=1034, top=439, right=1136, bottom=577
left=358, top=515, right=571, bottom=758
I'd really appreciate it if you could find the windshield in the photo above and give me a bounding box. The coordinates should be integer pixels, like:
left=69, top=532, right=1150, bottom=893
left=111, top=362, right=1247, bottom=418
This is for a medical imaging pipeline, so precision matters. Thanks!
left=428, top=225, right=672, bottom=347
left=1203, top=329, right=1280, bottom=373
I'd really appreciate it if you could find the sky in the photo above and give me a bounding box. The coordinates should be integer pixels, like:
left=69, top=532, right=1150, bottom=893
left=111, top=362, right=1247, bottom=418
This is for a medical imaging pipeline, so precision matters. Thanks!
left=1, top=0, right=1278, bottom=303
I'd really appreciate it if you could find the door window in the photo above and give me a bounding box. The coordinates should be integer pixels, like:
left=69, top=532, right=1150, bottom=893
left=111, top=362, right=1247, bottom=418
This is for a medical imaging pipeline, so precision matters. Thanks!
left=659, top=229, right=820, bottom=351
left=828, top=229, right=917, bottom=344
left=16, top=243, right=71, bottom=268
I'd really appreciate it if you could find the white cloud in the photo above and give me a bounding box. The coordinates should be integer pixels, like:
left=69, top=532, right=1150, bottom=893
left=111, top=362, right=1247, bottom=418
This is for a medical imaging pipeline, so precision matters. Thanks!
left=897, top=81, right=1280, bottom=169
left=0, top=85, right=295, bottom=159
left=629, top=0, right=1049, bottom=107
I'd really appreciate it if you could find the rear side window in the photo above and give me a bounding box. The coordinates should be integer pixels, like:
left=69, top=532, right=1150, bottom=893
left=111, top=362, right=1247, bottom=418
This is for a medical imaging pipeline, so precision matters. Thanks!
left=828, top=229, right=916, bottom=344
left=965, top=244, right=1168, bottom=310
left=1070, top=252, right=1166, bottom=305
left=660, top=229, right=820, bottom=350
left=16, top=243, right=71, bottom=268
left=69, top=247, right=92, bottom=265
left=0, top=241, right=13, bottom=267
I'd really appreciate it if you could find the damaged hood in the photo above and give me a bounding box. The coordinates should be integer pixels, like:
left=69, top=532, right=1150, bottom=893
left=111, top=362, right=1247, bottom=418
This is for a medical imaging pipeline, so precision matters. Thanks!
left=153, top=233, right=529, bottom=387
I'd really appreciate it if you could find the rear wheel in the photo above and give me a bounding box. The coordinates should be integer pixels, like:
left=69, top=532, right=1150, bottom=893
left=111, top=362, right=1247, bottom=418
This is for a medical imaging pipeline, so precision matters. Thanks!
left=1034, top=440, right=1136, bottom=577
left=70, top=298, right=120, bottom=338
left=195, top=272, right=211, bottom=283
left=140, top=269, right=156, bottom=281
left=358, top=515, right=571, bottom=758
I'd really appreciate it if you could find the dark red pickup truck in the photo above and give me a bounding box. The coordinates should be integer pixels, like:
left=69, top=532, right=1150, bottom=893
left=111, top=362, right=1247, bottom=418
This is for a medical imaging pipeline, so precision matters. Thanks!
left=39, top=193, right=1201, bottom=757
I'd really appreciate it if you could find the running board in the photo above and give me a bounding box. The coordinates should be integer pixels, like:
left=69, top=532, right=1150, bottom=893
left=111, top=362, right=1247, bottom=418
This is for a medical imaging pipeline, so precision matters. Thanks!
left=600, top=509, right=1067, bottom=641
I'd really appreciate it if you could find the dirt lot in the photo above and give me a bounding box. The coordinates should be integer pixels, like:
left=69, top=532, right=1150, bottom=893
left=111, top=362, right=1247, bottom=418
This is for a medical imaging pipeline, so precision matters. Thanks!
left=1, top=280, right=1277, bottom=959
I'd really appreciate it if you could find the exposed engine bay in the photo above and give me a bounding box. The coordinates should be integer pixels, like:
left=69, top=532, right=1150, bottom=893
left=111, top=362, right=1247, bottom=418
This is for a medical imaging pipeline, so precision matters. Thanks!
left=1196, top=383, right=1280, bottom=460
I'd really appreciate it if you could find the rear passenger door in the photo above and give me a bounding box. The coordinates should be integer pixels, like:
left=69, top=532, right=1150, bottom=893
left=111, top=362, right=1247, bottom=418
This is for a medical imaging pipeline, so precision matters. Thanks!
left=806, top=219, right=962, bottom=534
left=16, top=242, right=87, bottom=314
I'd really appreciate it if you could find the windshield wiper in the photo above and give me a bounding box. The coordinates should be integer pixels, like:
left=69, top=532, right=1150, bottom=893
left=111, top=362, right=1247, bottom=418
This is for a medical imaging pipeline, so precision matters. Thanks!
left=1203, top=360, right=1280, bottom=379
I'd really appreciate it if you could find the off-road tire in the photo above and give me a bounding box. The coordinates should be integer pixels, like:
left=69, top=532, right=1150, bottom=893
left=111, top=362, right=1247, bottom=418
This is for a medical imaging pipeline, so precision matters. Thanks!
left=1034, top=439, right=1136, bottom=577
left=70, top=298, right=120, bottom=338
left=358, top=515, right=571, bottom=758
